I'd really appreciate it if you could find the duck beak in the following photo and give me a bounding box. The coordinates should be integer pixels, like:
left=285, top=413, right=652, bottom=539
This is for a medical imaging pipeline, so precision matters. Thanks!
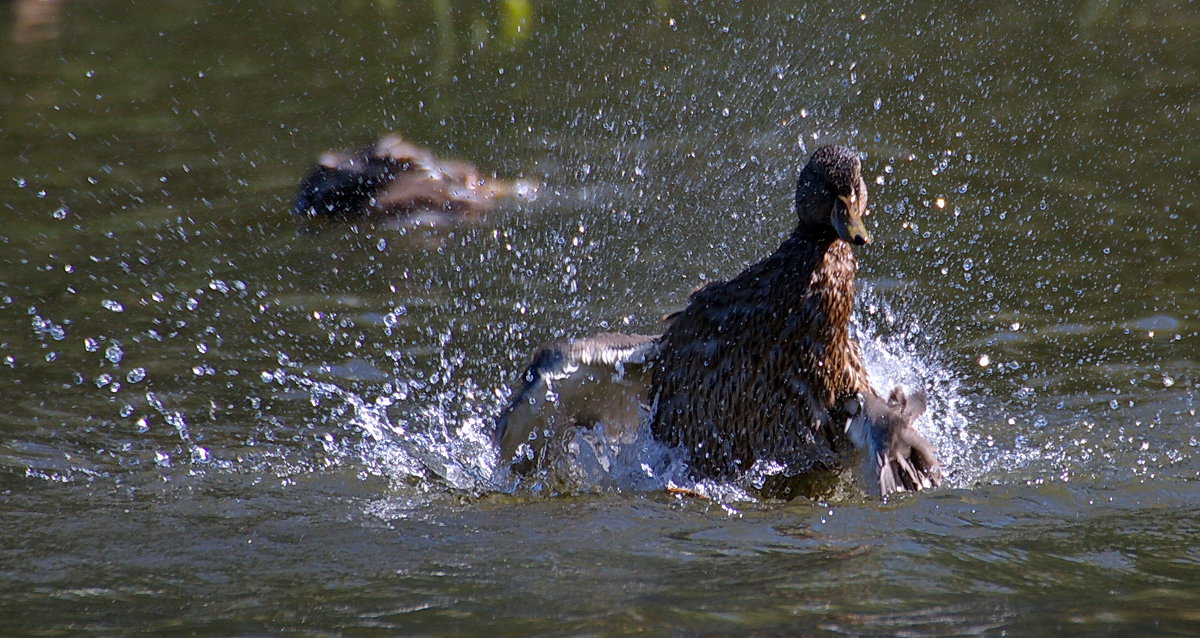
left=833, top=195, right=872, bottom=245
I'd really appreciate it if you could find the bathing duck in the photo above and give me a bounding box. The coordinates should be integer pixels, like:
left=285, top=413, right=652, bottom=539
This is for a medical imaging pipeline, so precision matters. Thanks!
left=294, top=135, right=537, bottom=220
left=495, top=145, right=942, bottom=497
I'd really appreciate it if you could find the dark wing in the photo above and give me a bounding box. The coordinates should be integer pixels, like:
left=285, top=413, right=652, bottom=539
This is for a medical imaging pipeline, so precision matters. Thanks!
left=660, top=279, right=725, bottom=325
left=495, top=333, right=658, bottom=468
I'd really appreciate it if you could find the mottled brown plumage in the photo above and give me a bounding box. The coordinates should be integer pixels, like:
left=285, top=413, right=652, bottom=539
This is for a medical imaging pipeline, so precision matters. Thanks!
left=649, top=145, right=872, bottom=478
left=649, top=238, right=867, bottom=477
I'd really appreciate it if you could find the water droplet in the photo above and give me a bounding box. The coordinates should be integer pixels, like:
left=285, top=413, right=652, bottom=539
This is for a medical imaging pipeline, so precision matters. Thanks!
left=126, top=367, right=147, bottom=383
left=873, top=97, right=882, bottom=110
left=1162, top=375, right=1175, bottom=388
left=978, top=354, right=991, bottom=367
left=101, top=299, right=125, bottom=313
left=105, top=342, right=124, bottom=364
left=154, top=451, right=171, bottom=466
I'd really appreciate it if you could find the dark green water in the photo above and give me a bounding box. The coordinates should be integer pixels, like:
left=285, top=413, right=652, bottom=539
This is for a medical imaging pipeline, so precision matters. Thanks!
left=2, top=0, right=1198, bottom=634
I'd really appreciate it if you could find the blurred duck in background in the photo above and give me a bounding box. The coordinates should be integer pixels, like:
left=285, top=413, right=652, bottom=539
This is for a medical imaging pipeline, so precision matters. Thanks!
left=294, top=134, right=538, bottom=222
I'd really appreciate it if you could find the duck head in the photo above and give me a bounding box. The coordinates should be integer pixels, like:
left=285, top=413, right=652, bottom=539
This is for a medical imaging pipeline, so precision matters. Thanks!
left=294, top=136, right=439, bottom=218
left=794, top=145, right=872, bottom=246
left=294, top=149, right=402, bottom=218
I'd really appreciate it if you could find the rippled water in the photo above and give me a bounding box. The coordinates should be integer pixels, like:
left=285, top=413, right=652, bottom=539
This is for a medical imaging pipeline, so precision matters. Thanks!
left=2, top=1, right=1198, bottom=634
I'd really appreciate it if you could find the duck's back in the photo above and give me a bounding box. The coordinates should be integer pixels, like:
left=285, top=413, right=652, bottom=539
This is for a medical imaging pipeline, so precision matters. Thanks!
left=649, top=235, right=867, bottom=478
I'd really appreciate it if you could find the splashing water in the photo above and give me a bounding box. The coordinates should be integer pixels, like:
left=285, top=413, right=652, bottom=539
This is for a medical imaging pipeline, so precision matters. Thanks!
left=291, top=373, right=505, bottom=494
left=853, top=285, right=1072, bottom=491
left=290, top=285, right=994, bottom=505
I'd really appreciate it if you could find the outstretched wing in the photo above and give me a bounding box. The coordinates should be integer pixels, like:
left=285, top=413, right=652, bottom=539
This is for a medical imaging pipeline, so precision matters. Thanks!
left=495, top=333, right=658, bottom=469
left=843, top=387, right=943, bottom=496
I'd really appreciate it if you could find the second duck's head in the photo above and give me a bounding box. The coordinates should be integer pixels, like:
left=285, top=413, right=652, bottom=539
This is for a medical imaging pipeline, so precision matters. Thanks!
left=794, top=145, right=872, bottom=246
left=294, top=149, right=401, bottom=218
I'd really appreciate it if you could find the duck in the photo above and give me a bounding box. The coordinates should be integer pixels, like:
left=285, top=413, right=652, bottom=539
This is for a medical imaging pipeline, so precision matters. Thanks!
left=494, top=145, right=942, bottom=497
left=294, top=134, right=537, bottom=221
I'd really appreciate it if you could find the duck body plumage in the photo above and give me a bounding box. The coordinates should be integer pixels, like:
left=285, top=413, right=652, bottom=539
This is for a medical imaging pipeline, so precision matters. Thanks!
left=649, top=232, right=868, bottom=479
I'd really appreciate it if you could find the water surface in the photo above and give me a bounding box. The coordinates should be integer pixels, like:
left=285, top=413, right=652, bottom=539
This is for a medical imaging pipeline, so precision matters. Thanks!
left=2, top=0, right=1198, bottom=634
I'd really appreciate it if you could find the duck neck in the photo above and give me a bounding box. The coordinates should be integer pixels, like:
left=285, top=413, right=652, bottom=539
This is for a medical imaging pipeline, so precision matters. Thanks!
left=780, top=228, right=861, bottom=404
